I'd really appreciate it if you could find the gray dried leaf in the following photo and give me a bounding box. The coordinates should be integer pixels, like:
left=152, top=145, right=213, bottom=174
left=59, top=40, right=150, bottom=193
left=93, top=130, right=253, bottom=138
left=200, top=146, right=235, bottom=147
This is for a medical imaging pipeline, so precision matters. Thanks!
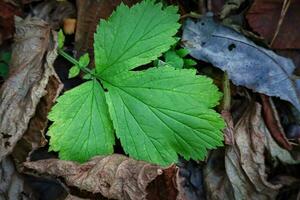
left=0, top=17, right=59, bottom=162
left=182, top=16, right=300, bottom=111
left=0, top=156, right=34, bottom=199
left=204, top=102, right=299, bottom=200
left=24, top=154, right=178, bottom=200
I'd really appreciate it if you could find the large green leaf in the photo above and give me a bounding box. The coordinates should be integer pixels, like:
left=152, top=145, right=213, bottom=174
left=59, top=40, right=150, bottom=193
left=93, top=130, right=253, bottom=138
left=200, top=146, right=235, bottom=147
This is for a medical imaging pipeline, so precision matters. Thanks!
left=104, top=67, right=224, bottom=165
left=48, top=80, right=114, bottom=162
left=94, top=0, right=180, bottom=79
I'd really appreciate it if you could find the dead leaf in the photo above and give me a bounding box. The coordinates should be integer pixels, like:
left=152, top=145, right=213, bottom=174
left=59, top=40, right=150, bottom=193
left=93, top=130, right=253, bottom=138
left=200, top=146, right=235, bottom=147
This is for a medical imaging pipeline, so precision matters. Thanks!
left=204, top=101, right=300, bottom=200
left=176, top=159, right=205, bottom=200
left=12, top=74, right=63, bottom=170
left=225, top=103, right=282, bottom=199
left=246, top=0, right=300, bottom=49
left=0, top=156, right=34, bottom=199
left=24, top=154, right=179, bottom=200
left=182, top=16, right=300, bottom=112
left=0, top=17, right=58, bottom=162
left=203, top=149, right=235, bottom=200
left=260, top=94, right=292, bottom=150
left=75, top=0, right=139, bottom=56
left=221, top=110, right=235, bottom=145
left=0, top=1, right=22, bottom=44
left=32, top=0, right=76, bottom=30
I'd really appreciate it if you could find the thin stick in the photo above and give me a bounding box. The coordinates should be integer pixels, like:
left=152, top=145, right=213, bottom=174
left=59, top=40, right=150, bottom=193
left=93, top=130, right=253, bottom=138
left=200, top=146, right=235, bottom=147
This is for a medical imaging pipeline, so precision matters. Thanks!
left=270, top=0, right=291, bottom=46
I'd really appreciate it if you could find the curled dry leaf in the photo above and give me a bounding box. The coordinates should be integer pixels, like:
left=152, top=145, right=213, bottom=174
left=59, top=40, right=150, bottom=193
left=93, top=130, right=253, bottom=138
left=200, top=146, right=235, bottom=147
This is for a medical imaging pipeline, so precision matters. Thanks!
left=204, top=102, right=300, bottom=200
left=24, top=154, right=178, bottom=200
left=260, top=94, right=292, bottom=150
left=12, top=74, right=62, bottom=169
left=0, top=17, right=59, bottom=162
left=182, top=16, right=300, bottom=112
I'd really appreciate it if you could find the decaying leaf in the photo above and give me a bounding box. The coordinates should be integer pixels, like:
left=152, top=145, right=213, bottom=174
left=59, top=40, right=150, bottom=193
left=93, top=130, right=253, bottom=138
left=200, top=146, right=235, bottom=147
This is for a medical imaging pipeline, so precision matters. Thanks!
left=32, top=0, right=76, bottom=30
left=24, top=154, right=178, bottom=200
left=246, top=0, right=300, bottom=49
left=0, top=156, right=34, bottom=199
left=182, top=16, right=300, bottom=112
left=204, top=149, right=234, bottom=200
left=0, top=17, right=58, bottom=161
left=12, top=74, right=62, bottom=169
left=260, top=94, right=292, bottom=150
left=204, top=102, right=300, bottom=200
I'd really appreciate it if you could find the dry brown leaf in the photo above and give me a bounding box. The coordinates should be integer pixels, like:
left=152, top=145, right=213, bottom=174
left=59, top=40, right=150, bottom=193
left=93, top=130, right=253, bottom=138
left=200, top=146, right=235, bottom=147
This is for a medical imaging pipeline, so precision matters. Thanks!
left=12, top=74, right=62, bottom=169
left=225, top=103, right=282, bottom=200
left=246, top=0, right=300, bottom=49
left=0, top=1, right=22, bottom=44
left=204, top=102, right=300, bottom=200
left=0, top=17, right=59, bottom=162
left=24, top=154, right=179, bottom=200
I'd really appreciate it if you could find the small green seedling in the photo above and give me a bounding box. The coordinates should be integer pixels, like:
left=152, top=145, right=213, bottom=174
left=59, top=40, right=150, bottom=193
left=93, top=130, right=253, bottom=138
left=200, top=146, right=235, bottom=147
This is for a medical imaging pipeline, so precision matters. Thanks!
left=50, top=0, right=224, bottom=166
left=0, top=51, right=11, bottom=78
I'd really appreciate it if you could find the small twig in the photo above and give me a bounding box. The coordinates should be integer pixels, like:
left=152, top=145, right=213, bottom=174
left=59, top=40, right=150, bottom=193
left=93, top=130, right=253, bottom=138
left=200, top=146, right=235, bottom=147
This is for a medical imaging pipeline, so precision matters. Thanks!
left=180, top=12, right=202, bottom=19
left=58, top=48, right=94, bottom=76
left=223, top=72, right=231, bottom=111
left=270, top=0, right=291, bottom=46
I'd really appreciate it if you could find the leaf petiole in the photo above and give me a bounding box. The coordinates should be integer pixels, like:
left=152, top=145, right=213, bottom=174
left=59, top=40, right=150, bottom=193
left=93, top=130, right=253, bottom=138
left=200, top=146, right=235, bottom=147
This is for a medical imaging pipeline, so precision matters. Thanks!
left=58, top=48, right=94, bottom=76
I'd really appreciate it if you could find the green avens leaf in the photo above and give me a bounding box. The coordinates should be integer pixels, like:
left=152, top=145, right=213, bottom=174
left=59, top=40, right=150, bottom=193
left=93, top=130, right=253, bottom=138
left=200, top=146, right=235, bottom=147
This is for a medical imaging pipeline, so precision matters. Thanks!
left=94, top=0, right=180, bottom=79
left=78, top=53, right=90, bottom=68
left=68, top=65, right=80, bottom=78
left=48, top=0, right=224, bottom=165
left=184, top=58, right=197, bottom=67
left=176, top=48, right=190, bottom=57
left=48, top=80, right=115, bottom=162
left=104, top=67, right=224, bottom=165
left=164, top=50, right=184, bottom=69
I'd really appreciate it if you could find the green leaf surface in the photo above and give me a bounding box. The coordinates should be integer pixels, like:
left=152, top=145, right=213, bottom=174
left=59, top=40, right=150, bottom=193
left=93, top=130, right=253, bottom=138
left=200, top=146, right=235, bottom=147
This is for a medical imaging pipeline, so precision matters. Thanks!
left=0, top=62, right=9, bottom=78
left=79, top=53, right=90, bottom=68
left=104, top=67, right=224, bottom=165
left=48, top=80, right=114, bottom=162
left=164, top=50, right=184, bottom=69
left=184, top=58, right=197, bottom=67
left=94, top=0, right=180, bottom=79
left=176, top=48, right=190, bottom=57
left=58, top=29, right=65, bottom=49
left=68, top=65, right=80, bottom=78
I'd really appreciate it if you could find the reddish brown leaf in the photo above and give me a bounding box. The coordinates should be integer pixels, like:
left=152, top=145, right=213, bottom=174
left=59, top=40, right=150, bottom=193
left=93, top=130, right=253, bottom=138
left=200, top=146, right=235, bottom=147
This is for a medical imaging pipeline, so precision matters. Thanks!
left=24, top=154, right=179, bottom=200
left=0, top=17, right=59, bottom=161
left=246, top=0, right=300, bottom=49
left=221, top=110, right=235, bottom=145
left=0, top=1, right=22, bottom=44
left=75, top=0, right=140, bottom=56
left=260, top=94, right=292, bottom=150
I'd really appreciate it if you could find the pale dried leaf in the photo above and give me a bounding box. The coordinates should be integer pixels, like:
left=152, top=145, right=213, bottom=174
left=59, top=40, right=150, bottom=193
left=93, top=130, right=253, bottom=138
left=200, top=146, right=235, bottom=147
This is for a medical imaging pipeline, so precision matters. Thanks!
left=0, top=17, right=58, bottom=161
left=24, top=154, right=178, bottom=200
